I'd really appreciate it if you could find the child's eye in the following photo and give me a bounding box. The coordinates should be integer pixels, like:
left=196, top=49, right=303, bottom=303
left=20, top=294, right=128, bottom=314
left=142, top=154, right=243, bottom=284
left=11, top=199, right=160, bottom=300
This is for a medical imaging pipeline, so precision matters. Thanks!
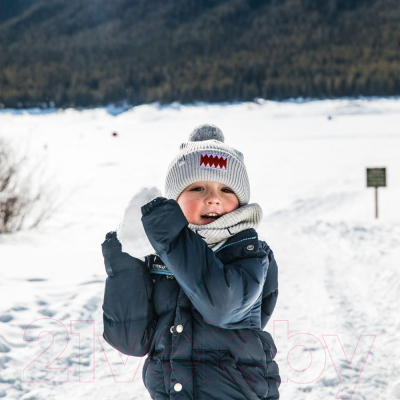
left=222, top=188, right=234, bottom=193
left=190, top=187, right=204, bottom=192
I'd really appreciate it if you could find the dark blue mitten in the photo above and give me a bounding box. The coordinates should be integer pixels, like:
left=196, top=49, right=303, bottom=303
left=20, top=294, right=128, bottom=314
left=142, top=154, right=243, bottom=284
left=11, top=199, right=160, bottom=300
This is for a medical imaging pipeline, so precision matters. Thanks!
left=141, top=197, right=167, bottom=217
left=101, top=231, right=145, bottom=277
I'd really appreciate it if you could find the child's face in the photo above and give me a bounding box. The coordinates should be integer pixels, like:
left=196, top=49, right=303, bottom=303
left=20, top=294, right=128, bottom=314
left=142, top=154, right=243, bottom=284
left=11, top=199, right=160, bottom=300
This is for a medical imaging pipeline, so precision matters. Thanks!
left=177, top=181, right=239, bottom=225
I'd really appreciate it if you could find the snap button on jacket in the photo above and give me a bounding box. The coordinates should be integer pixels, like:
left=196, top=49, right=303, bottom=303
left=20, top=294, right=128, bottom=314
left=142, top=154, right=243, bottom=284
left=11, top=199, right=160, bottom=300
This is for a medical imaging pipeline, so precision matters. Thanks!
left=174, top=383, right=183, bottom=392
left=101, top=199, right=280, bottom=399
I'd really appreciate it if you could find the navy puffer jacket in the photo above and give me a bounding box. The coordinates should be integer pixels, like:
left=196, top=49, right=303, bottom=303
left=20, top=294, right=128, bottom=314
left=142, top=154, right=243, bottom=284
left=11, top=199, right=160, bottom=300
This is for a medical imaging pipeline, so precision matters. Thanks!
left=101, top=198, right=280, bottom=399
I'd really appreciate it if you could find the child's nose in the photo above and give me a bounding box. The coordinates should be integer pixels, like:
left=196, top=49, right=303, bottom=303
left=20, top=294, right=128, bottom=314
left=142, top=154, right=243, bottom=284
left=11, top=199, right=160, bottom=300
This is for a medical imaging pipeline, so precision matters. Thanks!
left=205, top=192, right=220, bottom=204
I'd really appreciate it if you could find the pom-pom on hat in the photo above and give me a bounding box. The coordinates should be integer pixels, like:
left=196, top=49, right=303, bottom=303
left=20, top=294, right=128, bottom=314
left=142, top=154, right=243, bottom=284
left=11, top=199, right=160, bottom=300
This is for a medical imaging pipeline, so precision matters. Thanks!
left=165, top=124, right=250, bottom=206
left=189, top=124, right=225, bottom=143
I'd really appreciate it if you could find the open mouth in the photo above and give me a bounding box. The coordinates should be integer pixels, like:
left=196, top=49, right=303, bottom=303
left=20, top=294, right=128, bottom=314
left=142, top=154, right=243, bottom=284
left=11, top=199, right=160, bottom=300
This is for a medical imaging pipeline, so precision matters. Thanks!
left=201, top=213, right=222, bottom=222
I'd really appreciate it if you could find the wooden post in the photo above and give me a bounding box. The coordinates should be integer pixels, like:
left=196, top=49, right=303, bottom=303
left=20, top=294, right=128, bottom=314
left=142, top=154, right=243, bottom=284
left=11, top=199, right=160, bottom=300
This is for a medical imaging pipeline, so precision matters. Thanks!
left=367, top=168, right=385, bottom=219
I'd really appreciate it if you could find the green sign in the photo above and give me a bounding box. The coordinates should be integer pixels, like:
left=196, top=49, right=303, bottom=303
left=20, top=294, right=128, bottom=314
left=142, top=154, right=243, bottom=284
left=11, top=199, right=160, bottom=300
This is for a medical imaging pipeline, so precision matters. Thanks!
left=366, top=168, right=386, bottom=187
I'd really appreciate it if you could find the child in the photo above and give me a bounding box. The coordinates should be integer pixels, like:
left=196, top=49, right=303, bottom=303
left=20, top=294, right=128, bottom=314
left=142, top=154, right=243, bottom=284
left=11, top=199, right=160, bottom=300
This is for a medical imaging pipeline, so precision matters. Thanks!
left=101, top=124, right=280, bottom=399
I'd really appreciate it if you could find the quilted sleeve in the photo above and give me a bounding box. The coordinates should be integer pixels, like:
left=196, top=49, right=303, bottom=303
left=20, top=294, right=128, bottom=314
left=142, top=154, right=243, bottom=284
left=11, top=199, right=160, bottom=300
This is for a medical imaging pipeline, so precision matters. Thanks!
left=101, top=231, right=156, bottom=356
left=141, top=199, right=268, bottom=329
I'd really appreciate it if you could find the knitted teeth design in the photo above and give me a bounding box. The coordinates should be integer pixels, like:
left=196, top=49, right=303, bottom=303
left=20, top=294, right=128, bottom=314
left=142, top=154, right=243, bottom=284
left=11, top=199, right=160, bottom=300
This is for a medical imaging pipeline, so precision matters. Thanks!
left=200, top=154, right=227, bottom=170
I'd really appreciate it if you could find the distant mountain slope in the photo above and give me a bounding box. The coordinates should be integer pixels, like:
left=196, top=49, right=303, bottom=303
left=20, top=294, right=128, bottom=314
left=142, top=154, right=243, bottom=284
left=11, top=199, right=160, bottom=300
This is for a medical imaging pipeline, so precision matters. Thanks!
left=0, top=0, right=399, bottom=107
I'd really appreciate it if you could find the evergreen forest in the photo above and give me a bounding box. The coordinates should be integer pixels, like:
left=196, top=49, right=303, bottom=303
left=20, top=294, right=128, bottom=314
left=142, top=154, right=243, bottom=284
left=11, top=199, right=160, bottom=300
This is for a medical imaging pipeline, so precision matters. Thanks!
left=0, top=0, right=399, bottom=108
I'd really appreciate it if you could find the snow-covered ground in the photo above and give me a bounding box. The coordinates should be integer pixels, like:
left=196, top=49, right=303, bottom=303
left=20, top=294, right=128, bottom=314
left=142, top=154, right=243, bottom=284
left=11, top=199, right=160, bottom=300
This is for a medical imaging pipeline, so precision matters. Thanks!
left=0, top=98, right=400, bottom=400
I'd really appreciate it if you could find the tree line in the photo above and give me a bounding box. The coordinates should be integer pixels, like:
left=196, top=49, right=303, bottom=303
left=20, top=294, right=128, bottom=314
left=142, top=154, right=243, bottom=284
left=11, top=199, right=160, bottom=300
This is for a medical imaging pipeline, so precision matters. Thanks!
left=0, top=0, right=398, bottom=108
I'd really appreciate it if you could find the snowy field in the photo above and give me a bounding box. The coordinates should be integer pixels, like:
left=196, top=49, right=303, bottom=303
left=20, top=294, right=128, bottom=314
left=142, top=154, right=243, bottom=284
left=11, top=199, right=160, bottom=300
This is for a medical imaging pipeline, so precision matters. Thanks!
left=0, top=98, right=400, bottom=400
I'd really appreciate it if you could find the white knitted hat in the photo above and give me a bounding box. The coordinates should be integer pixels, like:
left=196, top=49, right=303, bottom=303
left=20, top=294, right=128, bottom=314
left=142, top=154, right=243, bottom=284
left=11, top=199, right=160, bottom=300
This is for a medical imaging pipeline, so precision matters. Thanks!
left=165, top=124, right=250, bottom=206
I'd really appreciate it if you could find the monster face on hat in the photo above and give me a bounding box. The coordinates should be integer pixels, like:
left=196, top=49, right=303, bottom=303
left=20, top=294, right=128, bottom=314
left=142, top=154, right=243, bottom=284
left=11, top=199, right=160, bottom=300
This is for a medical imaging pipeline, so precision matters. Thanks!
left=165, top=124, right=250, bottom=206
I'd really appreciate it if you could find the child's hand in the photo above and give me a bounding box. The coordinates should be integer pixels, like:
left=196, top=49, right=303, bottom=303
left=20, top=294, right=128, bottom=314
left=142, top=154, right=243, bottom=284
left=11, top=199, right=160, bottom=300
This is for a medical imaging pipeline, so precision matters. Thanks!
left=101, top=231, right=145, bottom=277
left=102, top=231, right=122, bottom=276
left=117, top=186, right=162, bottom=257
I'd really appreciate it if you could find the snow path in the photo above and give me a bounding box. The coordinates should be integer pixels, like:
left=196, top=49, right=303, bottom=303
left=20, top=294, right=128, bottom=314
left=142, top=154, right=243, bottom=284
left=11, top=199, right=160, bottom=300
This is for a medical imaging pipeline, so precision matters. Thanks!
left=0, top=98, right=399, bottom=399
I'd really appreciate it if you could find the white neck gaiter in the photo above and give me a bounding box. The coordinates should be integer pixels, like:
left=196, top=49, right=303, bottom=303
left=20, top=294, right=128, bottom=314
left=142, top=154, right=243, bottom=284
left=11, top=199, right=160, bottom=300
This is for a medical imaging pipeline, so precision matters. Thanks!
left=188, top=203, right=263, bottom=251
